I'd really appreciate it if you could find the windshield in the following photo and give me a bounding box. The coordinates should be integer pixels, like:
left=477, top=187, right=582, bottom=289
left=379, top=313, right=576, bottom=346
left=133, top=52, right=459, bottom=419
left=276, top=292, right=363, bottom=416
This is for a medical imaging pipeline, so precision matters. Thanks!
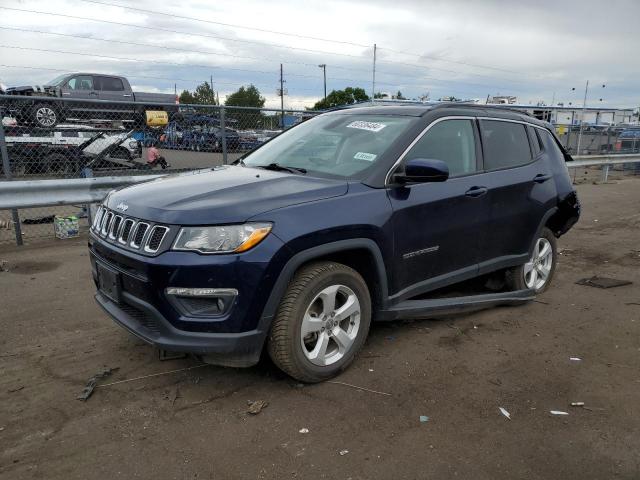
left=45, top=74, right=70, bottom=86
left=242, top=114, right=417, bottom=179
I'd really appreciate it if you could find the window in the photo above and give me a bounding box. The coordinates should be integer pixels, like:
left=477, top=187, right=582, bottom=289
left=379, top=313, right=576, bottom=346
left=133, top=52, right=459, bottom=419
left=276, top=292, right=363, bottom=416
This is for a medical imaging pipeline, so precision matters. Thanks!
left=66, top=76, right=94, bottom=91
left=97, top=76, right=125, bottom=91
left=528, top=126, right=544, bottom=157
left=480, top=120, right=532, bottom=170
left=404, top=119, right=477, bottom=177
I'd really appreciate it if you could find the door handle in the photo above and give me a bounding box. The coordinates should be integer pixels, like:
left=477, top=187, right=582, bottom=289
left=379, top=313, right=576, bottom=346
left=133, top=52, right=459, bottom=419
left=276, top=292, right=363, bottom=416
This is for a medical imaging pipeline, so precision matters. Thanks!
left=465, top=186, right=488, bottom=198
left=533, top=173, right=552, bottom=183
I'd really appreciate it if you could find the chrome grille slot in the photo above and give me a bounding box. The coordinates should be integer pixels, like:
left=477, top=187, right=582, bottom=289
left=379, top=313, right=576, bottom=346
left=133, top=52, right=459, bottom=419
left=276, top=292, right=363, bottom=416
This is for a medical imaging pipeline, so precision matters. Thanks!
left=130, top=222, right=149, bottom=249
left=101, top=212, right=113, bottom=236
left=119, top=219, right=135, bottom=244
left=92, top=207, right=104, bottom=230
left=109, top=215, right=123, bottom=239
left=144, top=226, right=168, bottom=253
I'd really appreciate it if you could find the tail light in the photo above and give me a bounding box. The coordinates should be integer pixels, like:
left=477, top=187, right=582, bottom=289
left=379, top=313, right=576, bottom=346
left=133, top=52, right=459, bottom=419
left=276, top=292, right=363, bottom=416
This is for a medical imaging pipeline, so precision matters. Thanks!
left=175, top=95, right=179, bottom=105
left=614, top=140, right=622, bottom=151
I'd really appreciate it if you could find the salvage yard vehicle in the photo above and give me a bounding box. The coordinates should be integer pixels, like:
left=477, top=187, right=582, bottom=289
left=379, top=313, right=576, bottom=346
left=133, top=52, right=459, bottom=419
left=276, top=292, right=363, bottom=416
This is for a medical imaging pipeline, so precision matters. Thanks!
left=614, top=127, right=640, bottom=153
left=3, top=126, right=142, bottom=175
left=2, top=73, right=179, bottom=128
left=89, top=104, right=580, bottom=382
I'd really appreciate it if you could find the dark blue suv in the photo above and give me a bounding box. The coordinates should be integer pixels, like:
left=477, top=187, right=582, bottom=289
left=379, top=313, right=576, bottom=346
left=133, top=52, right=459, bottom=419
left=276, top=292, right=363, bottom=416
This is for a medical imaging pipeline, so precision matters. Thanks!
left=89, top=104, right=580, bottom=382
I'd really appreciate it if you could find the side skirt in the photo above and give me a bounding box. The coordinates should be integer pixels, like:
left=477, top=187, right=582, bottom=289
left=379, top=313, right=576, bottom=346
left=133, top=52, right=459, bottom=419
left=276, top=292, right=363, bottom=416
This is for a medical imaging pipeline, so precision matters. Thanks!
left=375, top=289, right=535, bottom=321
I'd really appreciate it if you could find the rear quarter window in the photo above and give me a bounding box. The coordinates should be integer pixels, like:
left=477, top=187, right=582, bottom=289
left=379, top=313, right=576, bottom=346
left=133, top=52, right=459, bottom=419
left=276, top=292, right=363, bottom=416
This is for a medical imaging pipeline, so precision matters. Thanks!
left=480, top=120, right=532, bottom=170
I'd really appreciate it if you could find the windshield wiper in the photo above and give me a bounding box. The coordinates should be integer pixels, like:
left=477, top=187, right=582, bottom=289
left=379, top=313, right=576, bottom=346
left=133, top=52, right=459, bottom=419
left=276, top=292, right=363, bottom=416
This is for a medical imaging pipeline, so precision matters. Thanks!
left=256, top=163, right=307, bottom=174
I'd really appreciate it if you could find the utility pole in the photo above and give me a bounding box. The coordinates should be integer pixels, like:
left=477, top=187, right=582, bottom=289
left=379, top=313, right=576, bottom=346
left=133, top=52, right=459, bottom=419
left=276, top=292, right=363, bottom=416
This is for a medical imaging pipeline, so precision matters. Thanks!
left=318, top=64, right=327, bottom=101
left=576, top=80, right=589, bottom=155
left=280, top=63, right=284, bottom=128
left=371, top=43, right=377, bottom=104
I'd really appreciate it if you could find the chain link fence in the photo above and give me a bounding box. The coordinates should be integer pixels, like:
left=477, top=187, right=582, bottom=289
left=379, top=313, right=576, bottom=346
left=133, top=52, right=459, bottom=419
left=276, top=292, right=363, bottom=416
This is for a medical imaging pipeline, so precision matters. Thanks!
left=0, top=94, right=318, bottom=246
left=1, top=95, right=639, bottom=247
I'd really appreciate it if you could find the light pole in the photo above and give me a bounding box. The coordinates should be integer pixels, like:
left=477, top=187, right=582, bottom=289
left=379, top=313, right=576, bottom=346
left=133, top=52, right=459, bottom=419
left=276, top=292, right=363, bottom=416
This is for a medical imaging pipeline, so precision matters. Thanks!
left=576, top=82, right=605, bottom=154
left=318, top=64, right=326, bottom=102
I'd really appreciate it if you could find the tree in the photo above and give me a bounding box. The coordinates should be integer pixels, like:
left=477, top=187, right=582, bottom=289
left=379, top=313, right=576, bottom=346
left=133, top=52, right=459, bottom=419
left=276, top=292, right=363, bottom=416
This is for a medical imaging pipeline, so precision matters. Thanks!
left=224, top=85, right=265, bottom=108
left=178, top=89, right=196, bottom=104
left=193, top=82, right=217, bottom=105
left=374, top=92, right=387, bottom=99
left=224, top=85, right=266, bottom=128
left=395, top=91, right=406, bottom=100
left=311, top=87, right=370, bottom=110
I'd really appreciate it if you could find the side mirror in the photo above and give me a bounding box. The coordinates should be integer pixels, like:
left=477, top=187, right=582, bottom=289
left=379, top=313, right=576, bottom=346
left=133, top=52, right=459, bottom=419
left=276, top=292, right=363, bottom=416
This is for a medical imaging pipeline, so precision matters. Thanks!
left=393, top=158, right=449, bottom=184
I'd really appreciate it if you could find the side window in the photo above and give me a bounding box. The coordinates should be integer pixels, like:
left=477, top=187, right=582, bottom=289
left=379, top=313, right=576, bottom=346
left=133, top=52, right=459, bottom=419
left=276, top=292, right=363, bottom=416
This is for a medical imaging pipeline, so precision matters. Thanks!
left=480, top=120, right=532, bottom=170
left=404, top=119, right=478, bottom=177
left=538, top=128, right=564, bottom=157
left=97, top=76, right=125, bottom=91
left=527, top=126, right=544, bottom=157
left=66, top=75, right=94, bottom=91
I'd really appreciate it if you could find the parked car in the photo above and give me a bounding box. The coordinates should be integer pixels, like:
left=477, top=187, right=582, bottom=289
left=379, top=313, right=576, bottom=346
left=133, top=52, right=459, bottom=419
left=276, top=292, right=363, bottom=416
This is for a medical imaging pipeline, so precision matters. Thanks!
left=162, top=121, right=240, bottom=152
left=3, top=73, right=179, bottom=128
left=89, top=104, right=580, bottom=382
left=614, top=127, right=640, bottom=153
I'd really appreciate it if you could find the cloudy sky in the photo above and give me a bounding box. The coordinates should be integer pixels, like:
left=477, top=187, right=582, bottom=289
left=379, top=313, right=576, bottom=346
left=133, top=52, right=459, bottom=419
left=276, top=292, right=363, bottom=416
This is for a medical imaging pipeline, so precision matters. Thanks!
left=1, top=0, right=639, bottom=110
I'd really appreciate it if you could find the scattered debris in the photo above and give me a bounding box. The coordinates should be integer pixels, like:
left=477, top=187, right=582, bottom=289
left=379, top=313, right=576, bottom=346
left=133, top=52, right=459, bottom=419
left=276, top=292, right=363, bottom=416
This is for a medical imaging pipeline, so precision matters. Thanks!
left=583, top=406, right=606, bottom=412
left=339, top=450, right=349, bottom=456
left=7, top=386, right=24, bottom=393
left=570, top=402, right=585, bottom=407
left=0, top=427, right=4, bottom=432
left=170, top=385, right=180, bottom=406
left=95, top=364, right=209, bottom=389
left=550, top=410, right=569, bottom=416
left=625, top=302, right=640, bottom=306
left=77, top=367, right=119, bottom=401
left=368, top=369, right=374, bottom=372
left=533, top=299, right=550, bottom=305
left=570, top=357, right=582, bottom=362
left=326, top=380, right=392, bottom=397
left=247, top=400, right=268, bottom=415
left=558, top=248, right=574, bottom=256
left=499, top=407, right=511, bottom=420
left=576, top=276, right=632, bottom=289
left=385, top=336, right=396, bottom=341
left=419, top=415, right=429, bottom=423
left=0, top=260, right=8, bottom=272
left=299, top=428, right=309, bottom=434
left=158, top=349, right=187, bottom=361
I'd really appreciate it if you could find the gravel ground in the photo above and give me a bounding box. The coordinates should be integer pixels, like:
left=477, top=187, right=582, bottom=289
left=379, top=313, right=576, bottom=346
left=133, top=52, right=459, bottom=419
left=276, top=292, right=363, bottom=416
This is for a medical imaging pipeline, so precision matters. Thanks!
left=1, top=179, right=639, bottom=480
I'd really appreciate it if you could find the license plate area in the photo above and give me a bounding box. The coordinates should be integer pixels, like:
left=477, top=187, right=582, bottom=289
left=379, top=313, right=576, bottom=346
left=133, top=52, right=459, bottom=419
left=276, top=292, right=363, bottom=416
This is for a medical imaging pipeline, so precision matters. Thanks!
left=97, top=262, right=121, bottom=303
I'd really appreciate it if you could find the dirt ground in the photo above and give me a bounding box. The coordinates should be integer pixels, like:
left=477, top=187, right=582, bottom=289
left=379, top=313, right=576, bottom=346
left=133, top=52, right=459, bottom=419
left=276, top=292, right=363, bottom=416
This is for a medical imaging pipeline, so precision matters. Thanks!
left=1, top=179, right=639, bottom=480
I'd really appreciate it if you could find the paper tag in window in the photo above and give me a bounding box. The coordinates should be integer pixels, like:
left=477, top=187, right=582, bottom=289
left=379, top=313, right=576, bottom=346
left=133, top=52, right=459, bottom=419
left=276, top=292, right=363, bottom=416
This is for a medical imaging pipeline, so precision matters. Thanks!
left=346, top=121, right=387, bottom=132
left=354, top=152, right=377, bottom=161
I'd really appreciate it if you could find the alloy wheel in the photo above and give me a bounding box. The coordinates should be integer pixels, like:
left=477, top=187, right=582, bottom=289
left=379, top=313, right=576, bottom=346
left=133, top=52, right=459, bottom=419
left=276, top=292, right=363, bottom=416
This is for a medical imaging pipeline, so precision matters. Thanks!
left=36, top=107, right=57, bottom=127
left=300, top=284, right=361, bottom=366
left=524, top=237, right=553, bottom=290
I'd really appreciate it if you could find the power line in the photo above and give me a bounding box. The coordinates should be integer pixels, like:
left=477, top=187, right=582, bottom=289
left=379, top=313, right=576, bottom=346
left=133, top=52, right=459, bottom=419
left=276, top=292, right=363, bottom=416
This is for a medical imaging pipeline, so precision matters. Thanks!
left=0, top=7, right=369, bottom=61
left=78, top=0, right=370, bottom=48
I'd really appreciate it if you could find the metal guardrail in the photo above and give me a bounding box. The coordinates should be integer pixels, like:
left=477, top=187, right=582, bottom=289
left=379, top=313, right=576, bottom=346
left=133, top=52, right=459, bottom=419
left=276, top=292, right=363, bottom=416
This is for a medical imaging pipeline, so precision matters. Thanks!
left=0, top=174, right=164, bottom=210
left=1, top=155, right=638, bottom=211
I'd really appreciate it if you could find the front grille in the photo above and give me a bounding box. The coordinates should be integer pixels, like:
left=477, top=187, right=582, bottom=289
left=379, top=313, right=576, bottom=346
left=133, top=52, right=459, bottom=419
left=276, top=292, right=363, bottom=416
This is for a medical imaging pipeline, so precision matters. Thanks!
left=131, top=223, right=149, bottom=248
left=91, top=207, right=172, bottom=255
left=119, top=302, right=161, bottom=334
left=144, top=226, right=168, bottom=253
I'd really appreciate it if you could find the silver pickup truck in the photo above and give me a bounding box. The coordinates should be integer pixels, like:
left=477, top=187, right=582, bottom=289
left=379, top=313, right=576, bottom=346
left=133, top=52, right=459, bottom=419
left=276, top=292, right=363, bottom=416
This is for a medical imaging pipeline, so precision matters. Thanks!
left=2, top=73, right=179, bottom=128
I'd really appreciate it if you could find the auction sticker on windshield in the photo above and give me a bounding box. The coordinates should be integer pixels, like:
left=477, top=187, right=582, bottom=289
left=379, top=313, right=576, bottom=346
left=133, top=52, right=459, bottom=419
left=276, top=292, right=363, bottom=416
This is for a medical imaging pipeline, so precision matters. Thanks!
left=354, top=152, right=377, bottom=161
left=346, top=121, right=387, bottom=132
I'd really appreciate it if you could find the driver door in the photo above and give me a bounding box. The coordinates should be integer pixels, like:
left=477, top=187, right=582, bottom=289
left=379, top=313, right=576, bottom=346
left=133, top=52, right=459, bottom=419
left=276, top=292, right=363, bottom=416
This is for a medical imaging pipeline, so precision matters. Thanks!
left=387, top=117, right=491, bottom=300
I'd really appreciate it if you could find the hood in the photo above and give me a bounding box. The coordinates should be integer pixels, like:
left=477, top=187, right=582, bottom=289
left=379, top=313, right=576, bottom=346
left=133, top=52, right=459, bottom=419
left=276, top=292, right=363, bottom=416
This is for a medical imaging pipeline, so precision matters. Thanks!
left=105, top=165, right=349, bottom=225
left=5, top=85, right=55, bottom=95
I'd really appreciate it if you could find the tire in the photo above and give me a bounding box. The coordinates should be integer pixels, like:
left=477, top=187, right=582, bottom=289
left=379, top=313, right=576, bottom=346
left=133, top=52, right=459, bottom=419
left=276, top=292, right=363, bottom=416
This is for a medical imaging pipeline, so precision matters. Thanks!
left=268, top=261, right=371, bottom=383
left=32, top=103, right=60, bottom=128
left=506, top=227, right=557, bottom=293
left=110, top=147, right=131, bottom=160
left=45, top=153, right=75, bottom=176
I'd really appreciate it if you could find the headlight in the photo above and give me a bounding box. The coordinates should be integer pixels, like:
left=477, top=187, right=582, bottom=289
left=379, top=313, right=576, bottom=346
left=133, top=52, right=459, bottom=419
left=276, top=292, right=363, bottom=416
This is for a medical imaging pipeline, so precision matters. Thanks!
left=172, top=223, right=272, bottom=254
left=129, top=141, right=138, bottom=148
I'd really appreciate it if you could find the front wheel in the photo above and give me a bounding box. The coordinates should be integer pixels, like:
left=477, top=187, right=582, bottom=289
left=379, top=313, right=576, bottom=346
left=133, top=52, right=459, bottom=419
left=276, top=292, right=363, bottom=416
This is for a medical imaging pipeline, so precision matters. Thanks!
left=506, top=227, right=557, bottom=293
left=268, top=262, right=371, bottom=383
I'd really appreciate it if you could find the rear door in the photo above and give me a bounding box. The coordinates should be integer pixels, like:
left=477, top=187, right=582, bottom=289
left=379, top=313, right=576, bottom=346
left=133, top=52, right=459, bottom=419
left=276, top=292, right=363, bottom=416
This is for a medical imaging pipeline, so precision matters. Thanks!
left=477, top=120, right=557, bottom=273
left=95, top=76, right=130, bottom=102
left=387, top=117, right=491, bottom=300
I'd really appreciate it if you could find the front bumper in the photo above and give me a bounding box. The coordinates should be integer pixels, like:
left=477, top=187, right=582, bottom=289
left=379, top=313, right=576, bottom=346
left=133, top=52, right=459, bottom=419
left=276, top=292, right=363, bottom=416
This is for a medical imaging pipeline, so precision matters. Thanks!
left=95, top=291, right=265, bottom=367
left=89, top=231, right=289, bottom=366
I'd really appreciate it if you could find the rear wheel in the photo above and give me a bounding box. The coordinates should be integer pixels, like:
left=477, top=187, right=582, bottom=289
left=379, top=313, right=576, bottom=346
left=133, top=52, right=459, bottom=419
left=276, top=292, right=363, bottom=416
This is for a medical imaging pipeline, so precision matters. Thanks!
left=506, top=227, right=557, bottom=293
left=32, top=103, right=60, bottom=128
left=268, top=262, right=371, bottom=383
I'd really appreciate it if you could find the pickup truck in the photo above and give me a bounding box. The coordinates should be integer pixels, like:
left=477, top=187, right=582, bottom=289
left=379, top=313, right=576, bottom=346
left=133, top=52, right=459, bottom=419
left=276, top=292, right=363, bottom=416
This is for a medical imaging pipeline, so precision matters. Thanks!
left=2, top=73, right=179, bottom=128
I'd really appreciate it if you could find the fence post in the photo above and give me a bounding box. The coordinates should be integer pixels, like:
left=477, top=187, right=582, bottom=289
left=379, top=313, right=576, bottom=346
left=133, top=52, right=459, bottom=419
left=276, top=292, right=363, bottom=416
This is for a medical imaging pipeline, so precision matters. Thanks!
left=220, top=106, right=228, bottom=165
left=601, top=164, right=610, bottom=182
left=0, top=122, right=23, bottom=246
